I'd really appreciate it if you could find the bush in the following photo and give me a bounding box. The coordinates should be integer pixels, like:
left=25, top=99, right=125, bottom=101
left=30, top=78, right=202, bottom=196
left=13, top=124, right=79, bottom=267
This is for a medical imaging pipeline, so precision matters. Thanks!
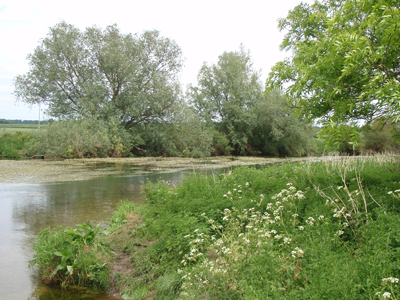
left=25, top=119, right=112, bottom=158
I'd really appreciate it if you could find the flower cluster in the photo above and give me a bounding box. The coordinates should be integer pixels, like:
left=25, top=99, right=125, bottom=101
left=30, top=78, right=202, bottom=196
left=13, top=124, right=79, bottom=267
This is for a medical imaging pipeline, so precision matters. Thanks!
left=179, top=183, right=309, bottom=298
left=382, top=277, right=399, bottom=284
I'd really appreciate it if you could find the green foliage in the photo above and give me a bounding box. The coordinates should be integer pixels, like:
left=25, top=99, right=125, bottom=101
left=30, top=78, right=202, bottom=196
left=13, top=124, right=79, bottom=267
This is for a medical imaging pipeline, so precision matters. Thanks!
left=25, top=118, right=136, bottom=159
left=189, top=45, right=264, bottom=155
left=107, top=200, right=138, bottom=229
left=14, top=22, right=183, bottom=130
left=30, top=201, right=139, bottom=291
left=25, top=119, right=112, bottom=158
left=318, top=120, right=360, bottom=154
left=0, top=131, right=31, bottom=158
left=210, top=129, right=233, bottom=156
left=189, top=46, right=315, bottom=157
left=267, top=0, right=400, bottom=124
left=128, top=156, right=400, bottom=299
left=30, top=221, right=110, bottom=289
left=361, top=119, right=400, bottom=153
left=250, top=90, right=317, bottom=156
left=135, top=101, right=213, bottom=158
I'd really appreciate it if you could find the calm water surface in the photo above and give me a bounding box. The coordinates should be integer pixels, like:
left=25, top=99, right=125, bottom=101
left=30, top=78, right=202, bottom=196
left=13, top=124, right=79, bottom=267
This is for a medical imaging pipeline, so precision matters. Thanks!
left=0, top=167, right=207, bottom=299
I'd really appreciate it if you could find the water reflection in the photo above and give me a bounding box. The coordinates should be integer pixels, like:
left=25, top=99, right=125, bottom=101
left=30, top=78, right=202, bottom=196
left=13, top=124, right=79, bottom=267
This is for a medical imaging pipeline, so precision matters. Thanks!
left=0, top=168, right=210, bottom=299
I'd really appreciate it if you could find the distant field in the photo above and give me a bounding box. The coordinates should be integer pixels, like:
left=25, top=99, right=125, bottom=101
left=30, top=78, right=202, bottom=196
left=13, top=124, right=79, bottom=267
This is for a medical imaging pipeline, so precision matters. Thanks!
left=0, top=124, right=47, bottom=135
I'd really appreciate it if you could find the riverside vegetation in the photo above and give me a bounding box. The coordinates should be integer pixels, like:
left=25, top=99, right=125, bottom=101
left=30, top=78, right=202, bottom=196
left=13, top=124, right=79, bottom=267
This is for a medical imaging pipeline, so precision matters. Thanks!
left=30, top=155, right=400, bottom=299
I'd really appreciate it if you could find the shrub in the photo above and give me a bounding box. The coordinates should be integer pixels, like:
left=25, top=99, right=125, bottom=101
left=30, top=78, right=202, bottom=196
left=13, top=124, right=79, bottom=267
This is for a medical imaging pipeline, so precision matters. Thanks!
left=25, top=119, right=112, bottom=158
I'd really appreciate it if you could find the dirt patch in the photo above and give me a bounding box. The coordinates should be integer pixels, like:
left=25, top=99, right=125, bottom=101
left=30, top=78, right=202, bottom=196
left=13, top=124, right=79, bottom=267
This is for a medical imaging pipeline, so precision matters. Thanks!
left=107, top=211, right=157, bottom=299
left=109, top=250, right=133, bottom=299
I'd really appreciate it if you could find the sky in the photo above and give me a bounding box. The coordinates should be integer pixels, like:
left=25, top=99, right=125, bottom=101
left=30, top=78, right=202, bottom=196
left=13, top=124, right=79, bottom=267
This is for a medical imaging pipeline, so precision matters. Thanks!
left=0, top=0, right=311, bottom=120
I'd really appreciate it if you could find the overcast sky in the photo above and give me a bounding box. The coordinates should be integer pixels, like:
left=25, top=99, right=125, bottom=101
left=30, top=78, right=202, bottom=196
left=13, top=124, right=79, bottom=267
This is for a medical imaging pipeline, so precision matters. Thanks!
left=0, top=0, right=311, bottom=120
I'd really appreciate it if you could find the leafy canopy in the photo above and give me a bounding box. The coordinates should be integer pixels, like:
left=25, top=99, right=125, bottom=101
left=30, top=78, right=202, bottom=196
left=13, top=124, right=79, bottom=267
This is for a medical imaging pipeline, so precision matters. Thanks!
left=14, top=22, right=183, bottom=129
left=266, top=0, right=400, bottom=124
left=188, top=46, right=264, bottom=154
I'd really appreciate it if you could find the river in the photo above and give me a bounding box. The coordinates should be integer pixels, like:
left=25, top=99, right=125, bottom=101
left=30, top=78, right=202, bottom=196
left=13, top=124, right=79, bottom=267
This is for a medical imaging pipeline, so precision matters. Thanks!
left=0, top=167, right=200, bottom=299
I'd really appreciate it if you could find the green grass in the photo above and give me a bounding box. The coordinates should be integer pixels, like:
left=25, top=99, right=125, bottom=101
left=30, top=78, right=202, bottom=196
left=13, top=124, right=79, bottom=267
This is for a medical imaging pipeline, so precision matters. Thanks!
left=0, top=124, right=48, bottom=158
left=30, top=155, right=400, bottom=299
left=0, top=132, right=32, bottom=158
left=0, top=124, right=46, bottom=135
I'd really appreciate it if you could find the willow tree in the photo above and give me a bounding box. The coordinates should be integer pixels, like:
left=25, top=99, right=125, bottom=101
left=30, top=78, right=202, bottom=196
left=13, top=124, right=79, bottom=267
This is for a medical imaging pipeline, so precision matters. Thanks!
left=267, top=0, right=400, bottom=124
left=14, top=22, right=183, bottom=129
left=188, top=46, right=264, bottom=154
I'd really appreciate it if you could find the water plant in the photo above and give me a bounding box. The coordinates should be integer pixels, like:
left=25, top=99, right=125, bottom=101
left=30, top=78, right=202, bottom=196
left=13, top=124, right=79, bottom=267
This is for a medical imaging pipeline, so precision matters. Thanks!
left=29, top=221, right=110, bottom=289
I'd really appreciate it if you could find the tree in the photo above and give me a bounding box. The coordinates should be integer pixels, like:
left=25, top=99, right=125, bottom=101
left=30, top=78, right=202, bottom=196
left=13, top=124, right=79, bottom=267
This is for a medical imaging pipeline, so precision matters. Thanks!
left=250, top=90, right=317, bottom=156
left=266, top=0, right=400, bottom=125
left=188, top=46, right=264, bottom=154
left=14, top=22, right=183, bottom=129
left=135, top=99, right=214, bottom=157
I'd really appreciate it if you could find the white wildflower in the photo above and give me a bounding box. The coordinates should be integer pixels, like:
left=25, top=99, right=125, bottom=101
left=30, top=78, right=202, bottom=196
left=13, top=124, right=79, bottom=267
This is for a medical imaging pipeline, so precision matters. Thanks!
left=306, top=217, right=315, bottom=226
left=382, top=292, right=391, bottom=298
left=382, top=277, right=399, bottom=284
left=291, top=247, right=304, bottom=258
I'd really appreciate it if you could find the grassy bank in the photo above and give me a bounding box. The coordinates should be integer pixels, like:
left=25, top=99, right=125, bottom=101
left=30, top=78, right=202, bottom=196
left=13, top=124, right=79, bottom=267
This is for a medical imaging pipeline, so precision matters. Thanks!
left=0, top=132, right=32, bottom=158
left=30, top=155, right=400, bottom=299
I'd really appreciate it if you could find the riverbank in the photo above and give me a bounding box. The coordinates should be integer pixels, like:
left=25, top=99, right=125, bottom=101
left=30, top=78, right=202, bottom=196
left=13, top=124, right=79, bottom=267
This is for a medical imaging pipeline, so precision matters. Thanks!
left=30, top=155, right=400, bottom=299
left=0, top=156, right=309, bottom=183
